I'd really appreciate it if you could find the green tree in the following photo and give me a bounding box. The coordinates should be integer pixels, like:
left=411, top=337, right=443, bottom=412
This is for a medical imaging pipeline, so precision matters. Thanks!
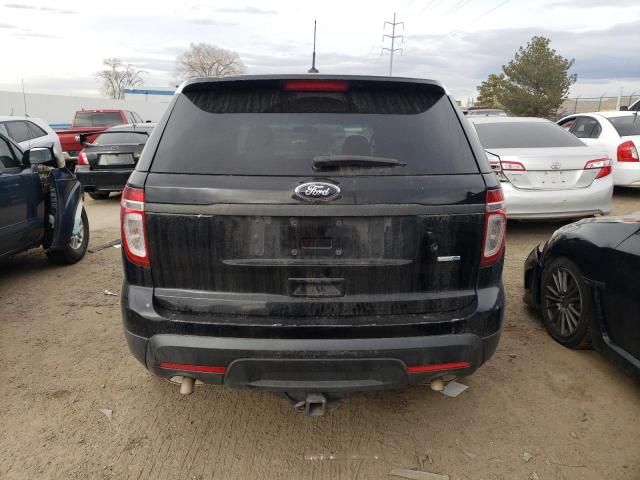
left=476, top=73, right=505, bottom=108
left=496, top=36, right=577, bottom=117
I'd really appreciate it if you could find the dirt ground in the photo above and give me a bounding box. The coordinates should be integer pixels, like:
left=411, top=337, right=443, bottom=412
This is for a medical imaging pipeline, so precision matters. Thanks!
left=1, top=190, right=639, bottom=480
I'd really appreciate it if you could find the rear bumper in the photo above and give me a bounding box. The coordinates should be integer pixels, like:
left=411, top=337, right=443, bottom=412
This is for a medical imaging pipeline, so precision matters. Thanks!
left=502, top=178, right=612, bottom=220
left=75, top=165, right=132, bottom=192
left=122, top=282, right=504, bottom=393
left=613, top=162, right=640, bottom=187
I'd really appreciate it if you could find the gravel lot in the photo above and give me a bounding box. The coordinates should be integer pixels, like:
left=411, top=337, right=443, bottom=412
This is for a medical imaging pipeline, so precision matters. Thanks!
left=1, top=190, right=639, bottom=480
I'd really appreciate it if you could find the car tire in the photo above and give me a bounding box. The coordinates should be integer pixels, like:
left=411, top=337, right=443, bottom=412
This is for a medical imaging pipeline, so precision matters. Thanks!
left=89, top=192, right=110, bottom=200
left=540, top=257, right=592, bottom=350
left=46, top=208, right=90, bottom=265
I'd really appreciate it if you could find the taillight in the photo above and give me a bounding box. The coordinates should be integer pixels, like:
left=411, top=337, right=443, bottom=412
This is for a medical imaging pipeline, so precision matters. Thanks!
left=77, top=150, right=88, bottom=165
left=500, top=161, right=526, bottom=171
left=617, top=141, right=639, bottom=162
left=282, top=79, right=349, bottom=92
left=481, top=187, right=507, bottom=267
left=584, top=157, right=612, bottom=179
left=120, top=186, right=149, bottom=267
left=488, top=158, right=501, bottom=173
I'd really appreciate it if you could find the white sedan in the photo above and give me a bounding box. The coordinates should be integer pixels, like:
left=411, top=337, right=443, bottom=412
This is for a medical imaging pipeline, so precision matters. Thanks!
left=0, top=116, right=65, bottom=167
left=557, top=111, right=640, bottom=187
left=469, top=117, right=613, bottom=220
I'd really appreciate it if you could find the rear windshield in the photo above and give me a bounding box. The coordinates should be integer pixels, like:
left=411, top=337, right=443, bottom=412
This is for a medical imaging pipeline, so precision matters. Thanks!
left=151, top=81, right=478, bottom=175
left=609, top=115, right=640, bottom=137
left=74, top=112, right=123, bottom=127
left=474, top=121, right=585, bottom=149
left=94, top=131, right=150, bottom=145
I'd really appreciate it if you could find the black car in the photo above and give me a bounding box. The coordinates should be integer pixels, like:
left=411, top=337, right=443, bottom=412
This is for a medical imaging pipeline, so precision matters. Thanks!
left=524, top=214, right=640, bottom=382
left=120, top=75, right=506, bottom=415
left=76, top=123, right=155, bottom=200
left=0, top=132, right=89, bottom=264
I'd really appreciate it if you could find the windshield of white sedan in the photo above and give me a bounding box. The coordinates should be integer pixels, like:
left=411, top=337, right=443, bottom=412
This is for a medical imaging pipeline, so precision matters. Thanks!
left=475, top=122, right=585, bottom=149
left=609, top=115, right=640, bottom=137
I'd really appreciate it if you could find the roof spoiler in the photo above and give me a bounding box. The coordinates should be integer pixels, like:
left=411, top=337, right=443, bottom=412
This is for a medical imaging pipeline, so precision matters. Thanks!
left=179, top=74, right=447, bottom=95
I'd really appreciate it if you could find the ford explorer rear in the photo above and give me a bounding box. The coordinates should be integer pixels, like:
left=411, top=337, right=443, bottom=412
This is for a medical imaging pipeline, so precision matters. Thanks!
left=120, top=75, right=506, bottom=416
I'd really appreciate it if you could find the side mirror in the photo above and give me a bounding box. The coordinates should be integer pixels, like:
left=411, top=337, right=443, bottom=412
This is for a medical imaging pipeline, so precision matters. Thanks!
left=620, top=106, right=629, bottom=111
left=76, top=133, right=90, bottom=145
left=24, top=147, right=55, bottom=167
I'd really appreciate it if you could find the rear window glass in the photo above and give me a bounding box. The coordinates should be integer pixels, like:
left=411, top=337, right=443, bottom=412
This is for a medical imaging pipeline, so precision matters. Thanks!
left=94, top=131, right=150, bottom=145
left=74, top=112, right=123, bottom=127
left=474, top=121, right=585, bottom=149
left=609, top=115, right=640, bottom=137
left=151, top=82, right=478, bottom=175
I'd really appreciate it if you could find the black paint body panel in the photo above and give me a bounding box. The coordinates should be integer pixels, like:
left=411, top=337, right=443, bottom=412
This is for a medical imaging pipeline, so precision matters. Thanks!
left=523, top=214, right=640, bottom=382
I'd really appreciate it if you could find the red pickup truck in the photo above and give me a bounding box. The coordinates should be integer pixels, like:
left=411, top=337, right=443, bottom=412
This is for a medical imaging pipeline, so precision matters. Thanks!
left=56, top=109, right=144, bottom=160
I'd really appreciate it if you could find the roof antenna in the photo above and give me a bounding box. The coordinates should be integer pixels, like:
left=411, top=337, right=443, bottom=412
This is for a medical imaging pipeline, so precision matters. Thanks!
left=308, top=20, right=319, bottom=73
left=21, top=78, right=29, bottom=118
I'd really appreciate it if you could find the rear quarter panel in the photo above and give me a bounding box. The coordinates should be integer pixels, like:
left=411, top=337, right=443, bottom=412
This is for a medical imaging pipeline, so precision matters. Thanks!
left=543, top=220, right=640, bottom=281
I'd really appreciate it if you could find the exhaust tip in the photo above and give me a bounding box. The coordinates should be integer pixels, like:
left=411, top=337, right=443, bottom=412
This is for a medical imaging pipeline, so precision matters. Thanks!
left=179, top=376, right=195, bottom=395
left=430, top=378, right=445, bottom=392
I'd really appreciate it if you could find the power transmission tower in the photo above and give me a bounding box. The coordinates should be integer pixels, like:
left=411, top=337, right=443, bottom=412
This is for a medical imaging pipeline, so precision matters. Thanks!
left=382, top=13, right=404, bottom=76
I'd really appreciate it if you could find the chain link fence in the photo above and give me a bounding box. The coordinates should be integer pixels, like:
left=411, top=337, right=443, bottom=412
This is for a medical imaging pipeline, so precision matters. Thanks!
left=558, top=94, right=639, bottom=118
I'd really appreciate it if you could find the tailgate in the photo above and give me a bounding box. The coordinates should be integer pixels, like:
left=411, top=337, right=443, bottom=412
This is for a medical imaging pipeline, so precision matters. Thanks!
left=141, top=77, right=487, bottom=321
left=145, top=175, right=485, bottom=318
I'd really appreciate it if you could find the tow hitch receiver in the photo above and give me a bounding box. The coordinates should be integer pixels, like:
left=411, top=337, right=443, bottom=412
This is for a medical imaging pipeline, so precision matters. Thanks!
left=301, top=393, right=327, bottom=417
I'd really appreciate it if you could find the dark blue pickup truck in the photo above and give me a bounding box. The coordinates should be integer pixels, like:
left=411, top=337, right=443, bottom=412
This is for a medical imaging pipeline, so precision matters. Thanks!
left=0, top=131, right=89, bottom=264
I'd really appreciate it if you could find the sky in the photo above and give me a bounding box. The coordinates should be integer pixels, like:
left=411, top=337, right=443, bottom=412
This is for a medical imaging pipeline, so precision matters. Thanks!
left=1, top=0, right=639, bottom=102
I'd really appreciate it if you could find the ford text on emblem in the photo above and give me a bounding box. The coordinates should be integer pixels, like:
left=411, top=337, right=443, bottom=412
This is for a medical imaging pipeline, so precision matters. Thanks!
left=294, top=182, right=340, bottom=202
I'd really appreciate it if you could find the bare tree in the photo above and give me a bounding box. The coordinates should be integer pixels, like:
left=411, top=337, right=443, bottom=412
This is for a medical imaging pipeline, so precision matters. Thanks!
left=176, top=43, right=245, bottom=80
left=95, top=58, right=145, bottom=100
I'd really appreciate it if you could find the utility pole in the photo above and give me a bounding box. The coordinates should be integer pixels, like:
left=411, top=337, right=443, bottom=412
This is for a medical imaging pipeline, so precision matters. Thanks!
left=382, top=13, right=404, bottom=76
left=308, top=20, right=319, bottom=73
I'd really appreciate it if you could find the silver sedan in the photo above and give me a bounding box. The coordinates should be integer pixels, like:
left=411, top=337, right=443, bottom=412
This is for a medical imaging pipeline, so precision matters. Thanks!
left=469, top=116, right=613, bottom=220
left=0, top=116, right=65, bottom=167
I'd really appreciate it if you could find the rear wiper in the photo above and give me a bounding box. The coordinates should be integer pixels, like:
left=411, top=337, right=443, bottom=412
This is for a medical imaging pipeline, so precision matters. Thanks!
left=312, top=155, right=406, bottom=170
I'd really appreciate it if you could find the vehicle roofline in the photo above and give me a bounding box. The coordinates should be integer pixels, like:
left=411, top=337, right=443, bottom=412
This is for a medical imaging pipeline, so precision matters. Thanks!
left=468, top=116, right=551, bottom=123
left=107, top=123, right=156, bottom=130
left=75, top=109, right=127, bottom=113
left=177, top=74, right=447, bottom=93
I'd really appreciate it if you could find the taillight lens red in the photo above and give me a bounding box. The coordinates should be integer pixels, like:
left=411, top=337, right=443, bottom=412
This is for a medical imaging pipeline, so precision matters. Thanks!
left=120, top=186, right=149, bottom=266
left=584, top=157, right=612, bottom=179
left=77, top=150, right=88, bottom=165
left=481, top=188, right=507, bottom=267
left=617, top=141, right=639, bottom=162
left=282, top=79, right=349, bottom=92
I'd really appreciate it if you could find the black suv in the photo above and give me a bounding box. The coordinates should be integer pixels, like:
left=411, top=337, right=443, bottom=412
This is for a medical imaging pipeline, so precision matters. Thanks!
left=121, top=75, right=505, bottom=414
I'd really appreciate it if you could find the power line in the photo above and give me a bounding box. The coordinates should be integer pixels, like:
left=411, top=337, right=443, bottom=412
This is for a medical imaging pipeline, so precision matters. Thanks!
left=432, top=0, right=514, bottom=43
left=443, top=0, right=468, bottom=15
left=382, top=12, right=404, bottom=76
left=420, top=0, right=445, bottom=12
left=472, top=0, right=513, bottom=22
left=446, top=0, right=476, bottom=16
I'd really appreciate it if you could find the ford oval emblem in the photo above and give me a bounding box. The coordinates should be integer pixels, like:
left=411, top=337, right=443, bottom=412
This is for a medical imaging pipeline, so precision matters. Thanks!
left=294, top=182, right=340, bottom=202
